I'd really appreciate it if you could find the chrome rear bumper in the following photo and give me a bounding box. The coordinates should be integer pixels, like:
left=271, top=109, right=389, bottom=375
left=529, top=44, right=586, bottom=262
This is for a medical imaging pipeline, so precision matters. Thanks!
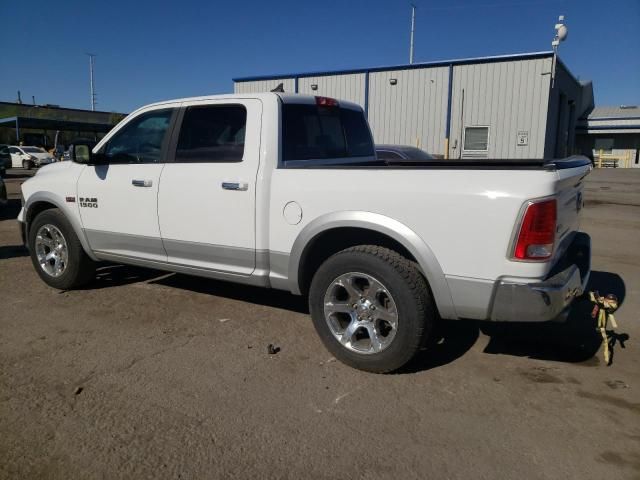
left=490, top=232, right=591, bottom=322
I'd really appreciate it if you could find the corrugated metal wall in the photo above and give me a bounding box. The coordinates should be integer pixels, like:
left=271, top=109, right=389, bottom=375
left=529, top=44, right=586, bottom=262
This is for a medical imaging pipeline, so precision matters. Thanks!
left=233, top=56, right=571, bottom=159
left=545, top=62, right=590, bottom=158
left=449, top=58, right=552, bottom=159
left=297, top=73, right=366, bottom=107
left=234, top=78, right=295, bottom=94
left=368, top=67, right=449, bottom=154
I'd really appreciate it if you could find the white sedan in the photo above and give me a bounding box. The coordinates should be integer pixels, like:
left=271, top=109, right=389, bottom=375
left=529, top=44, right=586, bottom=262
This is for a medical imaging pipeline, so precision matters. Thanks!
left=8, top=146, right=56, bottom=169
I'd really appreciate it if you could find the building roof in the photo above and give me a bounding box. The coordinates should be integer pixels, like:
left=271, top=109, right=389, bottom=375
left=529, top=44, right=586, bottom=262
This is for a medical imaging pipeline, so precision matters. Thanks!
left=587, top=105, right=640, bottom=121
left=578, top=105, right=640, bottom=134
left=233, top=51, right=554, bottom=82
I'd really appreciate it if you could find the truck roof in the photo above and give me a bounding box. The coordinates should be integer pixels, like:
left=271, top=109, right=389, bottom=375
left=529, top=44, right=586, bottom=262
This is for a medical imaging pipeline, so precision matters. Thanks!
left=138, top=92, right=362, bottom=114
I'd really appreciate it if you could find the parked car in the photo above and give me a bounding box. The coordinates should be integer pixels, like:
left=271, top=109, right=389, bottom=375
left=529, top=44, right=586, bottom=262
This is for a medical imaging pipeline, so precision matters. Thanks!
left=0, top=175, right=7, bottom=208
left=17, top=93, right=592, bottom=373
left=8, top=146, right=55, bottom=169
left=0, top=145, right=10, bottom=176
left=376, top=144, right=436, bottom=162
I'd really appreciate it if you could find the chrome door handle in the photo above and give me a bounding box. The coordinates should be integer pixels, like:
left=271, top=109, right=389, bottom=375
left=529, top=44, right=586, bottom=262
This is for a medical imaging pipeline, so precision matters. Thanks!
left=132, top=179, right=153, bottom=187
left=222, top=181, right=248, bottom=191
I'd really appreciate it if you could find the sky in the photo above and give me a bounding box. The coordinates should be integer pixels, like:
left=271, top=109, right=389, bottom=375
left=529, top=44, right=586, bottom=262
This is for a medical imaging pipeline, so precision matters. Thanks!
left=1, top=0, right=638, bottom=113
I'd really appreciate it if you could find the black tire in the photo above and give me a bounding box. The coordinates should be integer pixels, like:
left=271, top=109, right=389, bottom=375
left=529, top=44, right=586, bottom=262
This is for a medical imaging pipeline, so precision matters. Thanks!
left=22, top=160, right=32, bottom=170
left=309, top=245, right=436, bottom=373
left=28, top=208, right=96, bottom=289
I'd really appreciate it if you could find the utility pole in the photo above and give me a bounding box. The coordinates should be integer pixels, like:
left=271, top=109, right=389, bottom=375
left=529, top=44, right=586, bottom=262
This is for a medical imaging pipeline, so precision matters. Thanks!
left=87, top=53, right=97, bottom=111
left=409, top=3, right=416, bottom=64
left=551, top=16, right=568, bottom=88
left=17, top=90, right=22, bottom=104
left=32, top=95, right=36, bottom=105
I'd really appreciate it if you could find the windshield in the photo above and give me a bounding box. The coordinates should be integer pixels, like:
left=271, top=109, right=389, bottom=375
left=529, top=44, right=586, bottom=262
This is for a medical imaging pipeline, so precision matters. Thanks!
left=22, top=147, right=45, bottom=153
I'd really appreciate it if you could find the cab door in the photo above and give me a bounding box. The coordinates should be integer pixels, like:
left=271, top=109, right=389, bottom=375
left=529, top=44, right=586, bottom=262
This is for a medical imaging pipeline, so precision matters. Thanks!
left=77, top=107, right=177, bottom=262
left=158, top=99, right=262, bottom=274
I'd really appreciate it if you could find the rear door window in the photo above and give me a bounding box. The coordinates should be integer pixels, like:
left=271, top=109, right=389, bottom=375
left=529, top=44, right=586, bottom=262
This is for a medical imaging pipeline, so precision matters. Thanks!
left=282, top=104, right=374, bottom=162
left=175, top=105, right=246, bottom=163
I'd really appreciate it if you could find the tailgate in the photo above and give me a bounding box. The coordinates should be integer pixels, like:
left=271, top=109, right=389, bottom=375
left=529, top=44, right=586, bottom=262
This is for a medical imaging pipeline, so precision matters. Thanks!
left=553, top=160, right=592, bottom=262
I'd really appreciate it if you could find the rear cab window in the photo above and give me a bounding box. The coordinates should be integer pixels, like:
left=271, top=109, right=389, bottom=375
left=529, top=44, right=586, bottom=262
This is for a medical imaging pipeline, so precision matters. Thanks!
left=281, top=99, right=374, bottom=167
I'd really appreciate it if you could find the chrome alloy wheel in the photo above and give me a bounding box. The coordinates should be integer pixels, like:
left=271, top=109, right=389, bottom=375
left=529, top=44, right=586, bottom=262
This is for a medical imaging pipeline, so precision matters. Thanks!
left=35, top=224, right=68, bottom=277
left=323, top=272, right=399, bottom=354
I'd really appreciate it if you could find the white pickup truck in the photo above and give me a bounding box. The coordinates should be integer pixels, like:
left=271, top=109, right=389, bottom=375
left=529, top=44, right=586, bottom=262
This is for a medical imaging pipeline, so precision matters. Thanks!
left=18, top=93, right=592, bottom=372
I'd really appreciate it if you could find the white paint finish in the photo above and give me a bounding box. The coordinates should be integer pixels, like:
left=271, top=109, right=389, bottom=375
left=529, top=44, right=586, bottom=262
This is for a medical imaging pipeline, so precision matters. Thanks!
left=77, top=163, right=166, bottom=261
left=367, top=67, right=449, bottom=154
left=297, top=73, right=366, bottom=107
left=283, top=201, right=303, bottom=225
left=19, top=92, right=592, bottom=322
left=157, top=98, right=263, bottom=274
left=234, top=78, right=295, bottom=94
left=449, top=58, right=552, bottom=159
left=268, top=166, right=588, bottom=285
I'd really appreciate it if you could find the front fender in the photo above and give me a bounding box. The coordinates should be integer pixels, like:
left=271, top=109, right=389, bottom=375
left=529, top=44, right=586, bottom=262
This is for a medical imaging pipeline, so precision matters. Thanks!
left=288, top=211, right=456, bottom=320
left=23, top=191, right=98, bottom=262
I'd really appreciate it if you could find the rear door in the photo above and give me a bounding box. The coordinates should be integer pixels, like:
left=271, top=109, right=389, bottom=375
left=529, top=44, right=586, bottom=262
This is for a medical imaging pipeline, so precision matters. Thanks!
left=157, top=99, right=262, bottom=274
left=77, top=107, right=176, bottom=262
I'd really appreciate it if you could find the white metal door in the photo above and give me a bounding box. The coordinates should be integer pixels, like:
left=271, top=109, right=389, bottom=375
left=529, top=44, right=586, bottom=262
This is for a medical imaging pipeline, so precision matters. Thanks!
left=77, top=164, right=166, bottom=261
left=158, top=99, right=262, bottom=274
left=76, top=107, right=175, bottom=262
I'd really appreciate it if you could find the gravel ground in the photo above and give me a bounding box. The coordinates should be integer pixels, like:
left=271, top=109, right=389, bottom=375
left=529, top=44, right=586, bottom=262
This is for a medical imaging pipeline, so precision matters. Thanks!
left=1, top=167, right=639, bottom=480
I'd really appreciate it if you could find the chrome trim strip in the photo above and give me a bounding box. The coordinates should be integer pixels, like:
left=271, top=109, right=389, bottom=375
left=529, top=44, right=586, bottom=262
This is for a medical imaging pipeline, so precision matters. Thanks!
left=94, top=252, right=271, bottom=288
left=162, top=237, right=256, bottom=271
left=85, top=229, right=166, bottom=261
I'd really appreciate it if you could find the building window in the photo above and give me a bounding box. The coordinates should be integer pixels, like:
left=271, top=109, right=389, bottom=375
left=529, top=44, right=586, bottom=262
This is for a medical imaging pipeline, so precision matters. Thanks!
left=594, top=138, right=613, bottom=154
left=463, top=126, right=489, bottom=152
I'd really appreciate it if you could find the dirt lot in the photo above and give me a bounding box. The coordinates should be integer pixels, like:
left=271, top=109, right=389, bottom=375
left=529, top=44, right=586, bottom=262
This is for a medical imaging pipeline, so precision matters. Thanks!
left=1, top=167, right=639, bottom=480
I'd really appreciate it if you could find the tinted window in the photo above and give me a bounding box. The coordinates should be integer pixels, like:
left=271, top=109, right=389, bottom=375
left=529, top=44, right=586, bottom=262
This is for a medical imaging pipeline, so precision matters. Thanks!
left=104, top=109, right=173, bottom=164
left=22, top=147, right=44, bottom=153
left=282, top=104, right=374, bottom=161
left=9, top=147, right=19, bottom=154
left=176, top=105, right=246, bottom=163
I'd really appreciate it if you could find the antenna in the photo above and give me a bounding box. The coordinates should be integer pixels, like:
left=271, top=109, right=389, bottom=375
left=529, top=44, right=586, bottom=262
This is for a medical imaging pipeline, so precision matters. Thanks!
left=86, top=53, right=97, bottom=111
left=551, top=15, right=568, bottom=88
left=409, top=4, right=416, bottom=64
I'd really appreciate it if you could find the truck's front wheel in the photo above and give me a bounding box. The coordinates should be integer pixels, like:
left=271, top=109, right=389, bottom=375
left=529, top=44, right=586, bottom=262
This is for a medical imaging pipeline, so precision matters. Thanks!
left=28, top=208, right=96, bottom=290
left=309, top=245, right=436, bottom=373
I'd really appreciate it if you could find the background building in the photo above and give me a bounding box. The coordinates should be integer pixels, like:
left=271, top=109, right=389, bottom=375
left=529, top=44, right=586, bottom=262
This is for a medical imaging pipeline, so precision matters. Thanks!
left=576, top=106, right=640, bottom=168
left=0, top=102, right=126, bottom=149
left=234, top=51, right=594, bottom=160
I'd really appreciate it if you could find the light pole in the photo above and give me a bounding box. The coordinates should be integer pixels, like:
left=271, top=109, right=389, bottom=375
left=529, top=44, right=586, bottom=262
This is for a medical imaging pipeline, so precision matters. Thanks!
left=87, top=53, right=97, bottom=111
left=409, top=4, right=416, bottom=64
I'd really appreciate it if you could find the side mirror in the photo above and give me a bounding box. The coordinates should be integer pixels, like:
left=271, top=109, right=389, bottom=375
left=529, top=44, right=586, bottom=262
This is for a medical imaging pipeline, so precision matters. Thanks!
left=73, top=144, right=92, bottom=164
left=73, top=144, right=107, bottom=165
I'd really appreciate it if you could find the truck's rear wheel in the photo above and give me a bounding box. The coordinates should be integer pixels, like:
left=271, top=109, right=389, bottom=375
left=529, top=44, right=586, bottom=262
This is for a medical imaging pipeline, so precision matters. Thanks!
left=28, top=208, right=95, bottom=290
left=309, top=245, right=436, bottom=373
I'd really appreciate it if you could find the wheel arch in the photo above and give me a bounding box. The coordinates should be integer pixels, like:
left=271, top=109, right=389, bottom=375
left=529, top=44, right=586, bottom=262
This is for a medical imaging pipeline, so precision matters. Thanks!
left=24, top=192, right=98, bottom=261
left=289, top=211, right=456, bottom=319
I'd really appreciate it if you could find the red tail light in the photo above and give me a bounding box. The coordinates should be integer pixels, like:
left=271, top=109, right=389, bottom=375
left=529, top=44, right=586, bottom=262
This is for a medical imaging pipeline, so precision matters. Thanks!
left=315, top=96, right=339, bottom=107
left=513, top=199, right=557, bottom=260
